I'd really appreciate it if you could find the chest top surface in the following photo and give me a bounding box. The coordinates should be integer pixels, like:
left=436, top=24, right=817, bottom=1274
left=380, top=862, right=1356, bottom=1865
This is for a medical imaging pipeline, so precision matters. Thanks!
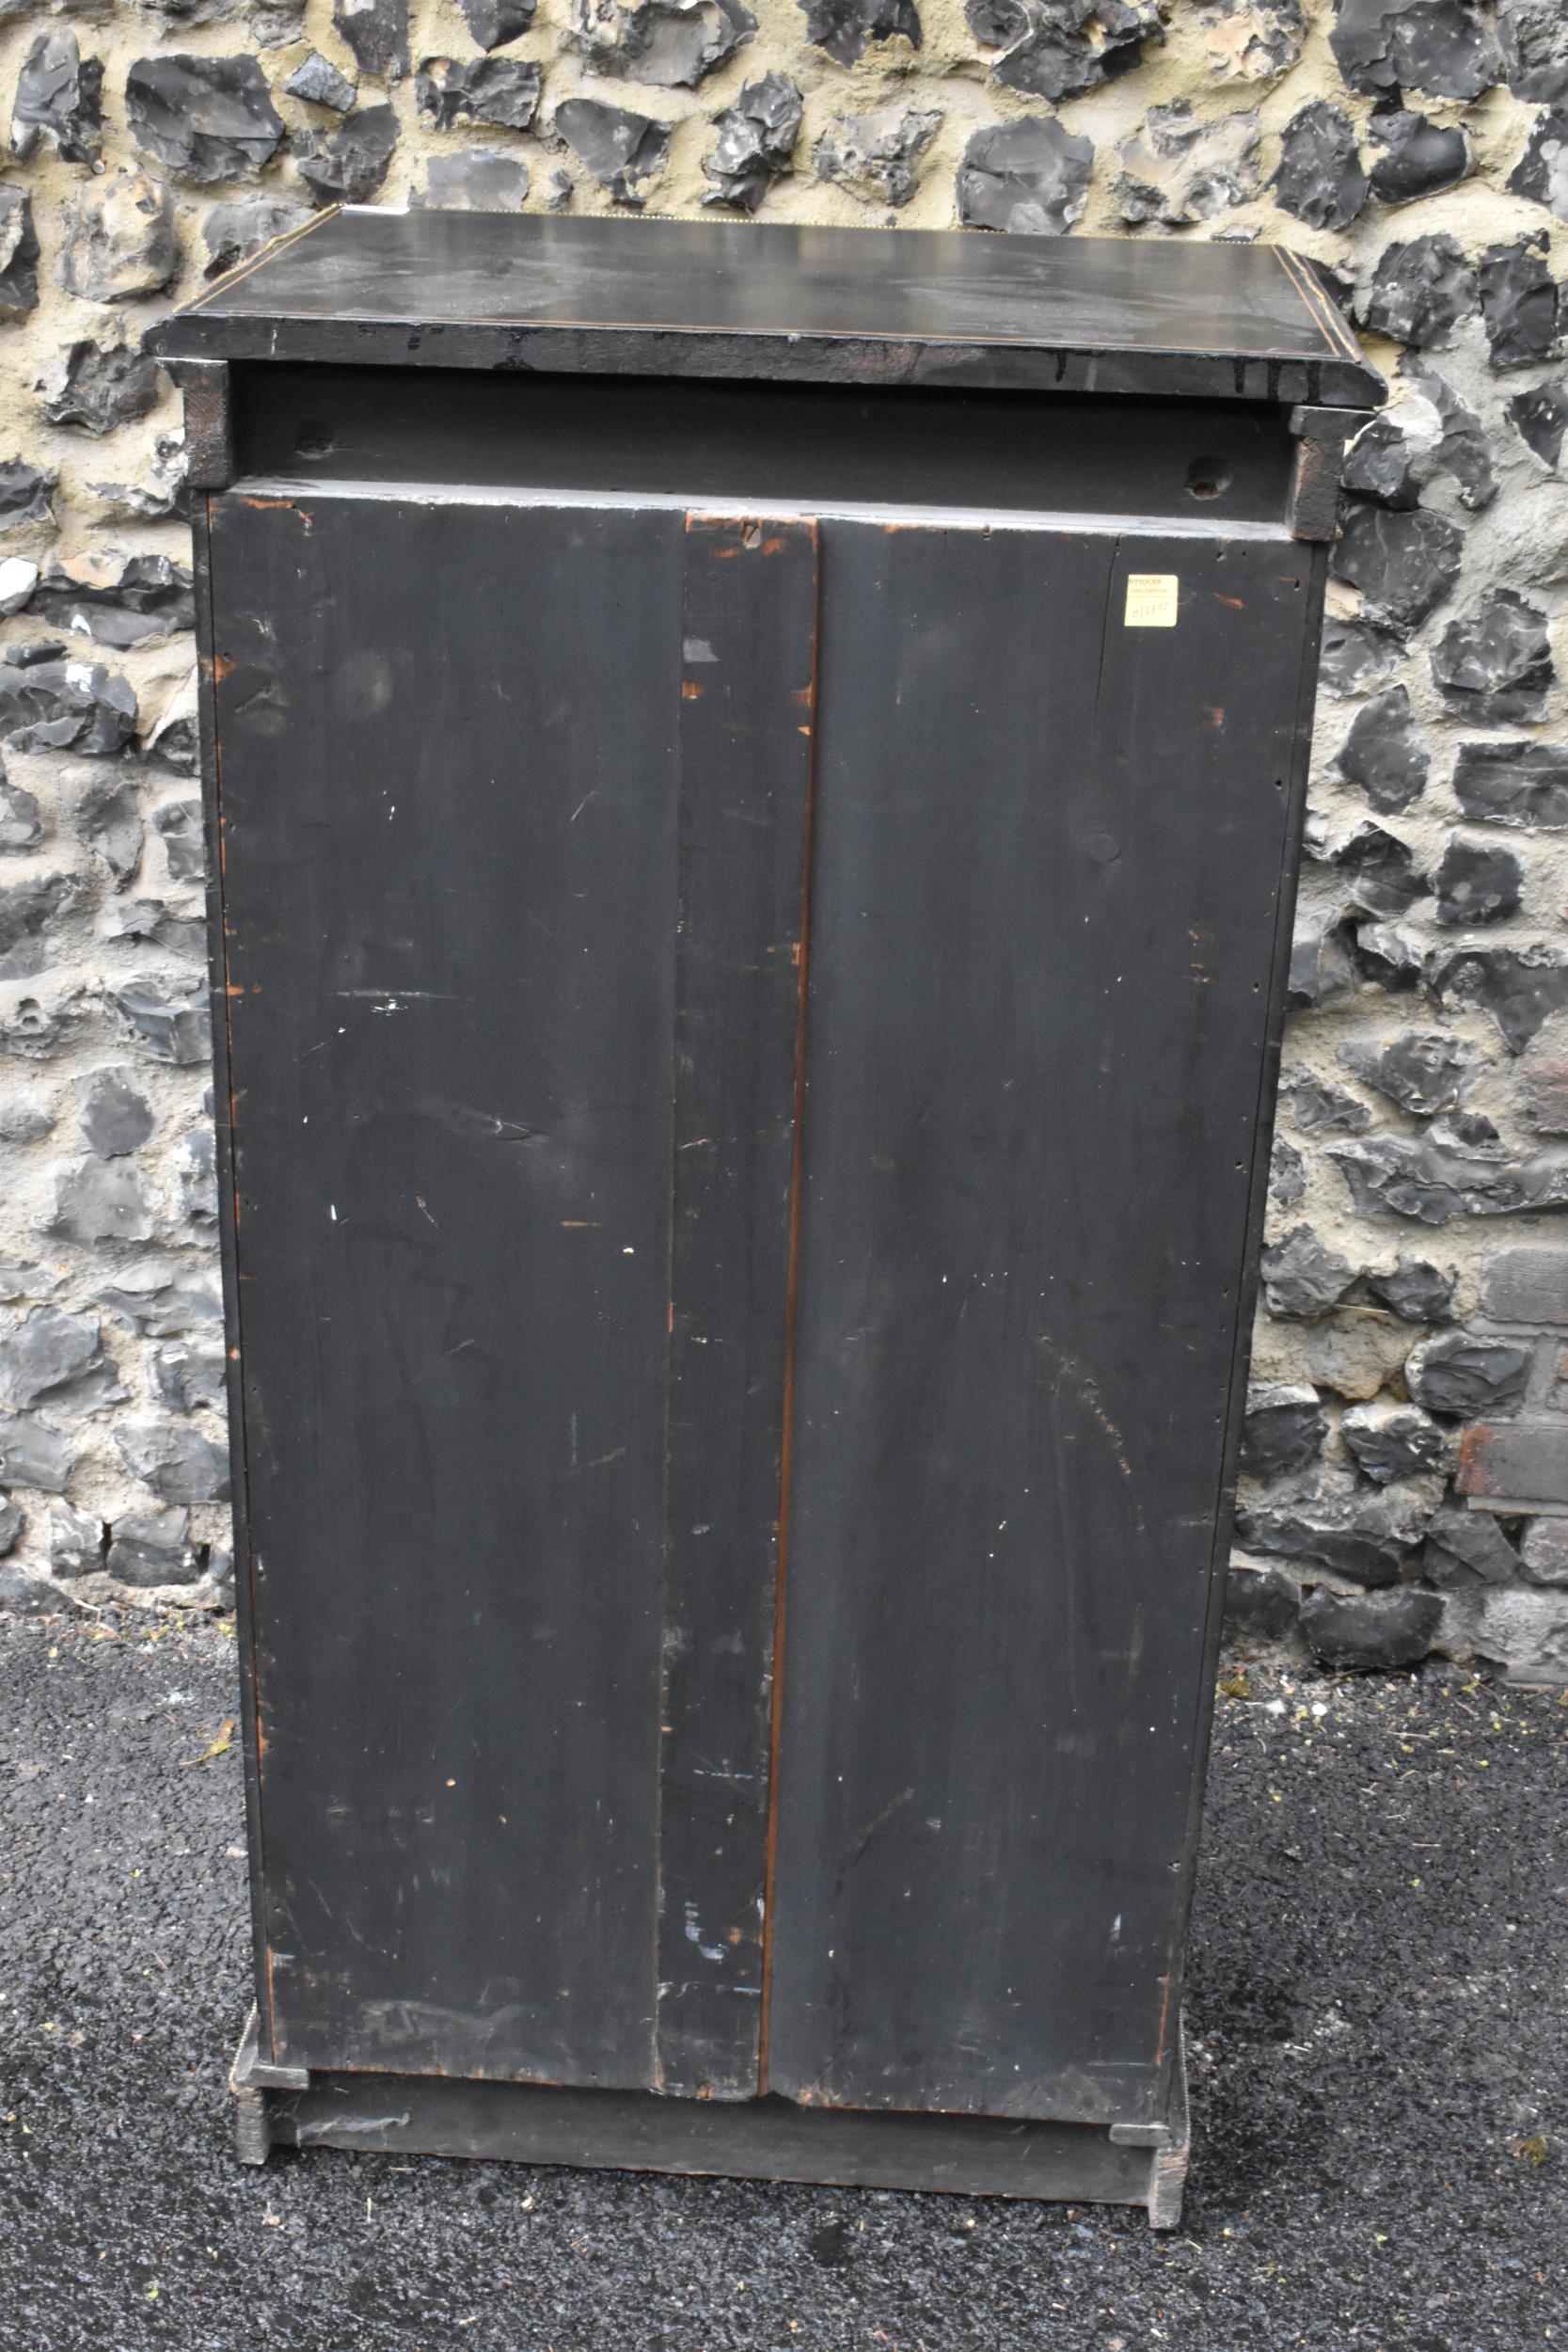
left=148, top=208, right=1382, bottom=410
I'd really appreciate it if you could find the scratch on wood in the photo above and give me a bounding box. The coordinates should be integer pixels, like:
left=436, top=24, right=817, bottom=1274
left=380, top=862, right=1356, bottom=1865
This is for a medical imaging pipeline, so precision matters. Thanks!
left=757, top=515, right=821, bottom=2098
left=1036, top=1327, right=1136, bottom=1484
left=1153, top=1969, right=1175, bottom=2068
left=839, top=1786, right=914, bottom=1881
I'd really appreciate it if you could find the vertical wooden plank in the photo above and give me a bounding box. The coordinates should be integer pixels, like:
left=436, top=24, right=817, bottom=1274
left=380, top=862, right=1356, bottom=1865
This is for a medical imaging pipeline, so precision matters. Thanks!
left=189, top=492, right=276, bottom=2058
left=210, top=486, right=685, bottom=2088
left=654, top=515, right=818, bottom=2098
left=1166, top=532, right=1331, bottom=2056
left=766, top=518, right=1318, bottom=2128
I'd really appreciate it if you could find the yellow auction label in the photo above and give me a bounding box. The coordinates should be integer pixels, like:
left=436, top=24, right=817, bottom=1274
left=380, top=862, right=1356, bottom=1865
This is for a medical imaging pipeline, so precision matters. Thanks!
left=1124, top=573, right=1180, bottom=628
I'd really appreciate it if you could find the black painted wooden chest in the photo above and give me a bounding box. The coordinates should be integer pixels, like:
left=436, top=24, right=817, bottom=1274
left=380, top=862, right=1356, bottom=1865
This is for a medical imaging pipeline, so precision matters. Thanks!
left=150, top=211, right=1380, bottom=2225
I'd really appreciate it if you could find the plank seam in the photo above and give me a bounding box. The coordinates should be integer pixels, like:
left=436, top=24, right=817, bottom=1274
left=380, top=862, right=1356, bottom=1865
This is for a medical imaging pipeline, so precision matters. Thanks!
left=755, top=519, right=822, bottom=2100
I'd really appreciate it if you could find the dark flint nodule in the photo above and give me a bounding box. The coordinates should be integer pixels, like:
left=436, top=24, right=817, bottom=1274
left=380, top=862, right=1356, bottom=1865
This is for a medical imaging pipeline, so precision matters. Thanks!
left=800, top=0, right=921, bottom=67
left=1273, top=101, right=1367, bottom=230
left=1367, top=105, right=1468, bottom=205
left=956, top=115, right=1095, bottom=232
left=124, top=56, right=286, bottom=184
left=1335, top=687, right=1429, bottom=813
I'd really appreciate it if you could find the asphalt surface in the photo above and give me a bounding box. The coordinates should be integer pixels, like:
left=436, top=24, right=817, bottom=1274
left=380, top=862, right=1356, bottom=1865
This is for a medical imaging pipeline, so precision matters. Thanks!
left=0, top=1612, right=1562, bottom=2351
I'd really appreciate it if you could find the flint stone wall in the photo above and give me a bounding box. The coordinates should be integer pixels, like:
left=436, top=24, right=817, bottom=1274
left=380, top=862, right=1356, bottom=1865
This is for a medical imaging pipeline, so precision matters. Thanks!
left=1, top=0, right=1567, bottom=1681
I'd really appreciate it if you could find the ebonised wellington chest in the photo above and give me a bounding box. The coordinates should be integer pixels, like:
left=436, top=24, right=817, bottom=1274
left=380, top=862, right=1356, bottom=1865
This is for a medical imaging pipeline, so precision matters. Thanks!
left=150, top=210, right=1380, bottom=2224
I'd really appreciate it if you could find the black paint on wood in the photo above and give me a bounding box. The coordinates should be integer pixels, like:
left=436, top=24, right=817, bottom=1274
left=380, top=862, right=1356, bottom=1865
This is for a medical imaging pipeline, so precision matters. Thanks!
left=148, top=212, right=1384, bottom=409
left=263, top=2068, right=1172, bottom=2211
left=211, top=487, right=686, bottom=2086
left=654, top=516, right=818, bottom=2098
left=181, top=212, right=1364, bottom=2201
left=231, top=365, right=1296, bottom=532
left=166, top=360, right=232, bottom=490
left=1288, top=405, right=1369, bottom=542
left=766, top=522, right=1314, bottom=2129
left=190, top=497, right=274, bottom=2050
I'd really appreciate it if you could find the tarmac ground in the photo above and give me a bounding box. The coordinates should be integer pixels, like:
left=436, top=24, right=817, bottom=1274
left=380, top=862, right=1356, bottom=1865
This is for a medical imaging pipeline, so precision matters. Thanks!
left=0, top=1611, right=1563, bottom=2350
